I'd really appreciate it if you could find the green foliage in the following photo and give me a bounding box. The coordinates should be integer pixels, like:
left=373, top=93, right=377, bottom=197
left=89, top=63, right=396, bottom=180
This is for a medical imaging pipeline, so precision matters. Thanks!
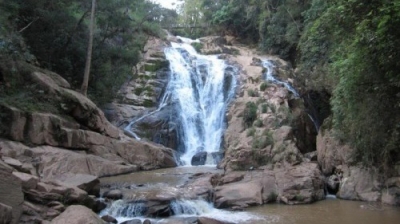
left=191, top=42, right=204, bottom=52
left=243, top=102, right=258, bottom=128
left=261, top=104, right=268, bottom=113
left=247, top=127, right=256, bottom=137
left=247, top=89, right=259, bottom=97
left=253, top=119, right=263, bottom=128
left=259, top=82, right=269, bottom=91
left=309, top=0, right=400, bottom=170
left=252, top=131, right=274, bottom=149
left=3, top=0, right=166, bottom=105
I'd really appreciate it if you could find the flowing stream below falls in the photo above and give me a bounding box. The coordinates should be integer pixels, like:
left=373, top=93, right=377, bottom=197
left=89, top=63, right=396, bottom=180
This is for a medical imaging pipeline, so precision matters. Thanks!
left=99, top=167, right=400, bottom=224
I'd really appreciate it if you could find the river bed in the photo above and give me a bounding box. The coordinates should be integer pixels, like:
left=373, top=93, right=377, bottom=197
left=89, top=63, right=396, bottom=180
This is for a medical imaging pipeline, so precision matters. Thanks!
left=99, top=167, right=400, bottom=224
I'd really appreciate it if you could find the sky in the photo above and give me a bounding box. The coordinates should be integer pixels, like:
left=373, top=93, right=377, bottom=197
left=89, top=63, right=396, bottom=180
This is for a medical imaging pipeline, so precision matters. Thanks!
left=152, top=0, right=180, bottom=10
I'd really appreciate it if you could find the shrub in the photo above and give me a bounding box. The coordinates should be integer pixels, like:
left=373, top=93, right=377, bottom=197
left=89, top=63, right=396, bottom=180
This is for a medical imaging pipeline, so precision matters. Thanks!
left=260, top=82, right=269, bottom=91
left=247, top=127, right=256, bottom=137
left=243, top=102, right=258, bottom=128
left=253, top=119, right=263, bottom=127
left=247, top=89, right=259, bottom=97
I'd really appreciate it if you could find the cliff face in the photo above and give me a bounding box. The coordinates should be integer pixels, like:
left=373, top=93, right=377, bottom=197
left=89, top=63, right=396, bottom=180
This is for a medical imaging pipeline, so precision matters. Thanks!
left=0, top=59, right=177, bottom=223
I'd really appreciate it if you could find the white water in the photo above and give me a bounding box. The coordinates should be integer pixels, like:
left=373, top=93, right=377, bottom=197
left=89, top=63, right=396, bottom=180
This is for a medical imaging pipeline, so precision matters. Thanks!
left=102, top=199, right=264, bottom=224
left=262, top=59, right=299, bottom=97
left=164, top=39, right=237, bottom=165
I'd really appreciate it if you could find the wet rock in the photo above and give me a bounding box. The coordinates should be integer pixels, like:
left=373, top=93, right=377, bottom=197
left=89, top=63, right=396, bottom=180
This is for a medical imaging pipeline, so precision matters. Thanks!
left=87, top=198, right=107, bottom=213
left=198, top=217, right=234, bottom=224
left=157, top=217, right=198, bottom=224
left=143, top=220, right=151, bottom=224
left=191, top=152, right=207, bottom=166
left=326, top=174, right=340, bottom=194
left=101, top=215, right=117, bottom=223
left=104, top=189, right=123, bottom=200
left=51, top=205, right=106, bottom=224
left=121, top=219, right=142, bottom=224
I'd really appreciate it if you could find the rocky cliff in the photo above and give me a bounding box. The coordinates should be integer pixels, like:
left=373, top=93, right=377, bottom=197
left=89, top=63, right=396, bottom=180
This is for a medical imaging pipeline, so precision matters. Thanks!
left=0, top=59, right=177, bottom=223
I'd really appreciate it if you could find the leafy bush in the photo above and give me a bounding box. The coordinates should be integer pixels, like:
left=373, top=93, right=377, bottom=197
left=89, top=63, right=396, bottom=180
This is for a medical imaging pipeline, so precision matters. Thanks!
left=246, top=127, right=256, bottom=137
left=253, top=119, right=263, bottom=127
left=260, top=82, right=269, bottom=91
left=243, top=102, right=257, bottom=128
left=247, top=89, right=259, bottom=97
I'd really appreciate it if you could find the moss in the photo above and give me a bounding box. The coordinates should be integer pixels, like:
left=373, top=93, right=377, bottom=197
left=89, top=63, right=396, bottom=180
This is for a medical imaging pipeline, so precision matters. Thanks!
left=247, top=89, right=259, bottom=97
left=191, top=42, right=204, bottom=52
left=143, top=60, right=169, bottom=72
left=142, top=99, right=155, bottom=107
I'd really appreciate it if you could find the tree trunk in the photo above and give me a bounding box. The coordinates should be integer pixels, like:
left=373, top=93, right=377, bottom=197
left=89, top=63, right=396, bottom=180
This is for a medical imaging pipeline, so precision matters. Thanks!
left=81, top=0, right=96, bottom=96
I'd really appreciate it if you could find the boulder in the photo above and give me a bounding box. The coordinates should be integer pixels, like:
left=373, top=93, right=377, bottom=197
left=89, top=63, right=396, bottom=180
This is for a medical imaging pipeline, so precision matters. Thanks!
left=104, top=190, right=123, bottom=200
left=275, top=163, right=325, bottom=205
left=101, top=215, right=117, bottom=223
left=337, top=165, right=382, bottom=202
left=316, top=129, right=353, bottom=175
left=115, top=140, right=176, bottom=170
left=121, top=219, right=142, bottom=224
left=29, top=146, right=137, bottom=179
left=51, top=205, right=106, bottom=224
left=0, top=160, right=24, bottom=224
left=198, top=217, right=234, bottom=224
left=12, top=171, right=39, bottom=190
left=214, top=180, right=263, bottom=208
left=191, top=152, right=207, bottom=166
left=157, top=217, right=198, bottom=224
left=2, top=157, right=22, bottom=170
left=56, top=173, right=100, bottom=196
left=0, top=203, right=13, bottom=224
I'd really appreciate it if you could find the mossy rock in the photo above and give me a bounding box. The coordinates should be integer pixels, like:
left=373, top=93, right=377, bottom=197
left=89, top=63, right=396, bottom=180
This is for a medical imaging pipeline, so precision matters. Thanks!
left=144, top=59, right=169, bottom=72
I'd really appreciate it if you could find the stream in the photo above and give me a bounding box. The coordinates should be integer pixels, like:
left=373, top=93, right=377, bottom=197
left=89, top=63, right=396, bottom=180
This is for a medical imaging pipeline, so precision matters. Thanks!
left=99, top=167, right=400, bottom=224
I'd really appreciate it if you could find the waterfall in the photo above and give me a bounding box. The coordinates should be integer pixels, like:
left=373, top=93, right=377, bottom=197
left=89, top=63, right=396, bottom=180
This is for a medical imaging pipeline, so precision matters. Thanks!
left=100, top=200, right=147, bottom=218
left=164, top=39, right=237, bottom=165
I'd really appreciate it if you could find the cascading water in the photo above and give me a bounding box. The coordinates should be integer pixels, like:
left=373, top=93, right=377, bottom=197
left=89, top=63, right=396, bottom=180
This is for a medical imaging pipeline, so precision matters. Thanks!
left=102, top=199, right=263, bottom=223
left=262, top=59, right=299, bottom=97
left=164, top=39, right=237, bottom=165
left=261, top=59, right=320, bottom=131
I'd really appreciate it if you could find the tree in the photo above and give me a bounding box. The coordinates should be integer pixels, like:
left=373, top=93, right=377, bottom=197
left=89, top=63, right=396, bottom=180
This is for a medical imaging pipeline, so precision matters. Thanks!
left=81, top=0, right=96, bottom=96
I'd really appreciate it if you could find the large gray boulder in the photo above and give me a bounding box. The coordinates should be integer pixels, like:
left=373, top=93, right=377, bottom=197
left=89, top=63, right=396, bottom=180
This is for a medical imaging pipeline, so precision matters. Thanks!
left=51, top=205, right=105, bottom=224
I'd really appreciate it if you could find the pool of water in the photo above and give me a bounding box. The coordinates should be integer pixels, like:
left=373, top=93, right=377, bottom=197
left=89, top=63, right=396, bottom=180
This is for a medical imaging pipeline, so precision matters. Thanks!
left=246, top=198, right=400, bottom=224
